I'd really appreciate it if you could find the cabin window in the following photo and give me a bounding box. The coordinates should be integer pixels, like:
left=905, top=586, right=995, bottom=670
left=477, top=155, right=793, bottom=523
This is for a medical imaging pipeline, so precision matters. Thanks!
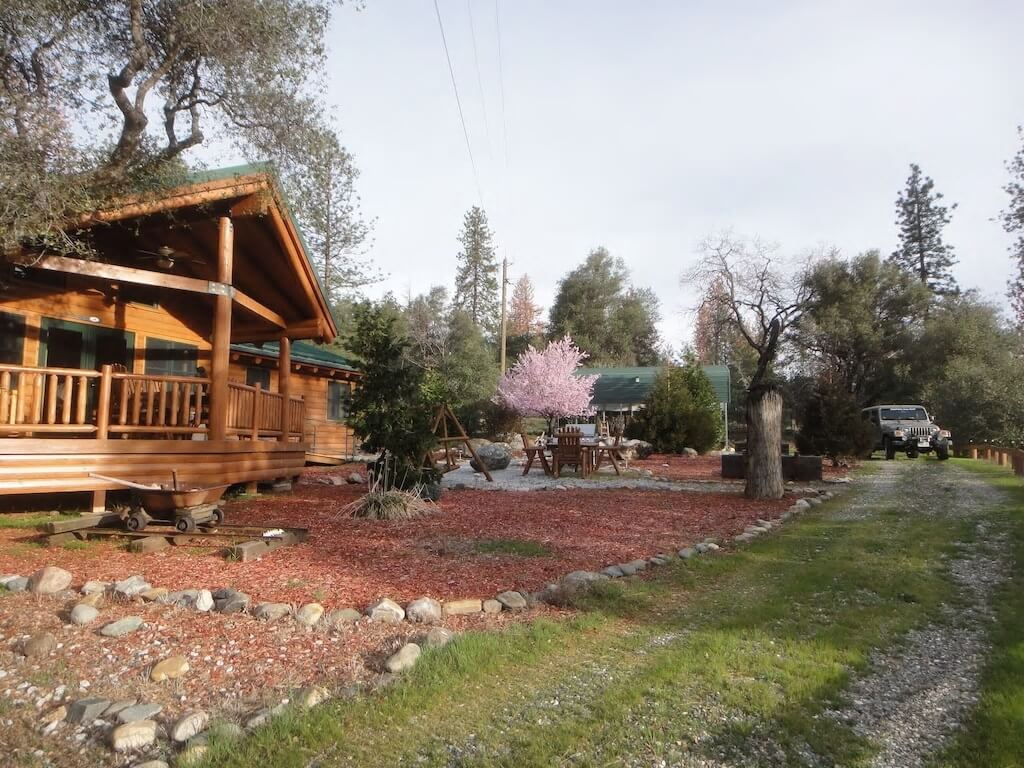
left=246, top=367, right=271, bottom=389
left=327, top=381, right=350, bottom=422
left=144, top=339, right=198, bottom=376
left=0, top=311, right=25, bottom=365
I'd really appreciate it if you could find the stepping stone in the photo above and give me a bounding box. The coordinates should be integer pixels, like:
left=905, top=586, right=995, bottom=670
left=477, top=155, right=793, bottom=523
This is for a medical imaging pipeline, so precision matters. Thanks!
left=67, top=697, right=111, bottom=724
left=27, top=566, right=72, bottom=594
left=365, top=598, right=404, bottom=624
left=110, top=719, right=157, bottom=752
left=99, top=616, right=143, bottom=637
left=405, top=597, right=442, bottom=624
left=443, top=599, right=482, bottom=616
left=69, top=604, right=99, bottom=626
left=384, top=643, right=421, bottom=673
left=22, top=632, right=56, bottom=657
left=117, top=703, right=163, bottom=724
left=150, top=655, right=189, bottom=682
left=495, top=590, right=528, bottom=610
left=170, top=709, right=209, bottom=743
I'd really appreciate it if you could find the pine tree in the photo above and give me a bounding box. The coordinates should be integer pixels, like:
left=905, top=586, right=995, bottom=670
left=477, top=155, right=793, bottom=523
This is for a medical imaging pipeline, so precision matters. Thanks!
left=1001, top=126, right=1024, bottom=329
left=508, top=274, right=542, bottom=336
left=453, top=206, right=499, bottom=331
left=693, top=277, right=733, bottom=365
left=889, top=163, right=959, bottom=295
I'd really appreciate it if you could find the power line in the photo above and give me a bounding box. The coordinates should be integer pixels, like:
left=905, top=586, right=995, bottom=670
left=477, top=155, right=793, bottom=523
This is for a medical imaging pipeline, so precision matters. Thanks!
left=466, top=0, right=492, bottom=160
left=495, top=0, right=509, bottom=169
left=432, top=0, right=484, bottom=206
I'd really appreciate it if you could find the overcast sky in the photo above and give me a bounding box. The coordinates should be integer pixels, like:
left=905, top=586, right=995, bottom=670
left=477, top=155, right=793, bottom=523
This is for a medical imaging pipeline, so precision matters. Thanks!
left=320, top=1, right=1024, bottom=349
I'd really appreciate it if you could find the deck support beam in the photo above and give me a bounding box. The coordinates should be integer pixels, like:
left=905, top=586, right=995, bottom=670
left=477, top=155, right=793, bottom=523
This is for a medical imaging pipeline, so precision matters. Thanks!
left=279, top=336, right=291, bottom=442
left=209, top=217, right=234, bottom=441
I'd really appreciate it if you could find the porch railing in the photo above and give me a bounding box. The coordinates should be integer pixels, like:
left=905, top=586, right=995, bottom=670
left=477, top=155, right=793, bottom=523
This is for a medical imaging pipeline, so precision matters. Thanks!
left=0, top=364, right=304, bottom=441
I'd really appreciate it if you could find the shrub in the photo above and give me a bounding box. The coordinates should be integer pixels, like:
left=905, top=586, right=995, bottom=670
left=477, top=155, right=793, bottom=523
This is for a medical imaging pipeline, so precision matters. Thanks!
left=626, top=365, right=723, bottom=453
left=795, top=378, right=875, bottom=463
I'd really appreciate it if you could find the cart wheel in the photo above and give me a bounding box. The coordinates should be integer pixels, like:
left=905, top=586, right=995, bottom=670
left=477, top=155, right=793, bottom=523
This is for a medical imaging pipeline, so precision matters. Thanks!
left=175, top=517, right=197, bottom=534
left=126, top=512, right=148, bottom=532
left=211, top=507, right=225, bottom=525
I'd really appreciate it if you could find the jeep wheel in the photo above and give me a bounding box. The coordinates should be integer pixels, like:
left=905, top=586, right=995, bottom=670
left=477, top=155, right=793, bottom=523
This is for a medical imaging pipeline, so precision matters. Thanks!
left=936, top=444, right=950, bottom=461
left=884, top=438, right=896, bottom=460
left=908, top=448, right=919, bottom=459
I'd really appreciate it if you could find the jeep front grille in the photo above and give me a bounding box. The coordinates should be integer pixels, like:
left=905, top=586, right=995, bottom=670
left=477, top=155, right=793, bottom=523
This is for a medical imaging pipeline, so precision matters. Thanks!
left=904, top=426, right=931, bottom=437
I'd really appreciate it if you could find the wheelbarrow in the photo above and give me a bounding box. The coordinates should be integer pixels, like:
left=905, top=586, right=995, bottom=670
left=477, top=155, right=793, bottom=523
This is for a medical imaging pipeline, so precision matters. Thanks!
left=89, top=472, right=229, bottom=533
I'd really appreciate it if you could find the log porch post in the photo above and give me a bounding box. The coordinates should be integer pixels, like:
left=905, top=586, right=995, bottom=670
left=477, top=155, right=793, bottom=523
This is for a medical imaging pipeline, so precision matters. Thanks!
left=278, top=336, right=291, bottom=442
left=209, top=216, right=234, bottom=441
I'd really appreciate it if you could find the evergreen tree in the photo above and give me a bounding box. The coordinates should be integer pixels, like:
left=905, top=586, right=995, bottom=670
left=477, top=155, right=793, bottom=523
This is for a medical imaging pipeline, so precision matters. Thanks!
left=1001, top=126, right=1024, bottom=329
left=625, top=364, right=723, bottom=453
left=453, top=206, right=500, bottom=332
left=889, top=163, right=959, bottom=295
left=508, top=274, right=542, bottom=336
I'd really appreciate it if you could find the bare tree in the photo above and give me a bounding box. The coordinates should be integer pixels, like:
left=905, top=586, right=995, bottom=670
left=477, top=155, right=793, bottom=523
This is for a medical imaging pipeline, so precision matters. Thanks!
left=685, top=233, right=816, bottom=499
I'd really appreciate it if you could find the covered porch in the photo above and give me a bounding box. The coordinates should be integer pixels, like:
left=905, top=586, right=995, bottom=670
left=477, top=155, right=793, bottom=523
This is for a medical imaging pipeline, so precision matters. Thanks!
left=0, top=166, right=338, bottom=509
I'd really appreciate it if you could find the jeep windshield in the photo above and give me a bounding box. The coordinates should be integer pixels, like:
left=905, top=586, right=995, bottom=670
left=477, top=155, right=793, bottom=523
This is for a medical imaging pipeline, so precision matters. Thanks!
left=880, top=407, right=928, bottom=421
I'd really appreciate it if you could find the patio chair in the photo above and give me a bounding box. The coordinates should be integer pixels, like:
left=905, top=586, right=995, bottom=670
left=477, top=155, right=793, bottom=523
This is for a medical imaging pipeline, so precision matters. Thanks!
left=552, top=428, right=584, bottom=478
left=520, top=431, right=547, bottom=476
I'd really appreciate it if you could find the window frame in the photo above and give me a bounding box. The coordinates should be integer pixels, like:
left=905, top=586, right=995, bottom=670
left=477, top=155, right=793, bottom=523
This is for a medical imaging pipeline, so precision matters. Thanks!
left=327, top=380, right=350, bottom=422
left=143, top=338, right=199, bottom=377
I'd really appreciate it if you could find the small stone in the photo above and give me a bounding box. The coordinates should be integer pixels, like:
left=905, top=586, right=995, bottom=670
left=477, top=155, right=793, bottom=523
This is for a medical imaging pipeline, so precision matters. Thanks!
left=40, top=705, right=66, bottom=725
left=346, top=472, right=366, bottom=484
left=649, top=556, right=669, bottom=566
left=253, top=602, right=292, bottom=622
left=117, top=703, right=163, bottom=723
left=482, top=599, right=502, bottom=614
left=561, top=571, right=606, bottom=592
left=703, top=542, right=721, bottom=552
left=405, top=597, right=442, bottom=624
left=67, top=697, right=111, bottom=724
left=131, top=761, right=169, bottom=768
left=495, top=590, right=528, bottom=610
left=27, top=566, right=72, bottom=595
left=424, top=627, right=454, bottom=648
left=193, top=589, right=214, bottom=612
left=384, top=643, right=421, bottom=673
left=298, top=685, right=330, bottom=708
left=600, top=565, right=625, bottom=578
left=213, top=589, right=250, bottom=614
left=326, top=608, right=362, bottom=627
left=5, top=576, right=28, bottom=592
left=77, top=592, right=103, bottom=608
left=178, top=737, right=209, bottom=764
left=22, top=632, right=56, bottom=657
left=69, top=604, right=99, bottom=626
left=242, top=708, right=272, bottom=730
left=99, top=616, right=144, bottom=637
left=295, top=603, right=324, bottom=627
left=794, top=498, right=812, bottom=509
left=80, top=580, right=108, bottom=595
left=150, top=655, right=189, bottom=682
left=442, top=598, right=482, bottom=616
left=103, top=700, right=137, bottom=717
left=366, top=598, right=405, bottom=624
left=170, top=710, right=209, bottom=743
left=619, top=559, right=648, bottom=575
left=139, top=587, right=168, bottom=602
left=110, top=720, right=157, bottom=752
left=112, top=575, right=151, bottom=598
left=735, top=532, right=755, bottom=542
left=0, top=573, right=22, bottom=587
left=678, top=547, right=697, bottom=559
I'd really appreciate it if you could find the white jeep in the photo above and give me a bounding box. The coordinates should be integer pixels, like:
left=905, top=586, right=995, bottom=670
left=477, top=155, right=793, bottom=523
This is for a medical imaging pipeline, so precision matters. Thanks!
left=861, top=404, right=951, bottom=460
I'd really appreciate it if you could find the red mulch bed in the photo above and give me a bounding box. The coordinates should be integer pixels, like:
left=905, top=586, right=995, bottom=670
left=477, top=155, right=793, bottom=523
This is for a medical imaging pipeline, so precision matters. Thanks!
left=631, top=453, right=852, bottom=482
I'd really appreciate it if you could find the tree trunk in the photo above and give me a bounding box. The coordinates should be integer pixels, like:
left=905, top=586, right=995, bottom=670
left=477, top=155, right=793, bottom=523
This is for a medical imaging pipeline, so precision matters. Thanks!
left=745, top=385, right=784, bottom=499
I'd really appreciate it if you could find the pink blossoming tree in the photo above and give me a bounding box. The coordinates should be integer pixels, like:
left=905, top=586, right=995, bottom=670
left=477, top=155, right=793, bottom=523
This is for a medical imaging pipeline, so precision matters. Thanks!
left=496, top=336, right=599, bottom=434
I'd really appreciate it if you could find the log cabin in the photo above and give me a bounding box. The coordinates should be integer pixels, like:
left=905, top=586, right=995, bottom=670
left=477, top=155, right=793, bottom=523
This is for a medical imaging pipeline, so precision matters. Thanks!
left=0, top=164, right=359, bottom=511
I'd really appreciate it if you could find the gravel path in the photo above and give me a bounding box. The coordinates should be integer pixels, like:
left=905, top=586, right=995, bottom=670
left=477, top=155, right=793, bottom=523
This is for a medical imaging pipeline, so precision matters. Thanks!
left=825, top=461, right=1010, bottom=768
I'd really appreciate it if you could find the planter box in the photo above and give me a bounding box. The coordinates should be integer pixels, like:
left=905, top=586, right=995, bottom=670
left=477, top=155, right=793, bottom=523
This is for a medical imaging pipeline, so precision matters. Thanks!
left=720, top=454, right=822, bottom=482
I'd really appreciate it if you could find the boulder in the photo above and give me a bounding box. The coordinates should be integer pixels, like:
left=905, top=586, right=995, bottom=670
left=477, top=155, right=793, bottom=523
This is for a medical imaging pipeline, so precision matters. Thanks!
left=150, top=655, right=189, bottom=682
left=482, top=599, right=503, bottom=614
left=112, top=575, right=151, bottom=598
left=117, top=703, right=163, bottom=723
left=5, top=576, right=29, bottom=592
left=495, top=590, right=528, bottom=610
left=469, top=442, right=512, bottom=472
left=253, top=602, right=292, bottom=622
left=69, top=603, right=99, bottom=626
left=171, top=710, right=209, bottom=743
left=424, top=626, right=454, bottom=648
left=406, top=597, right=442, bottom=624
left=366, top=598, right=405, bottom=624
left=326, top=608, right=362, bottom=627
left=298, top=685, right=330, bottom=708
left=22, top=632, right=56, bottom=657
left=110, top=719, right=157, bottom=752
left=99, top=616, right=143, bottom=637
left=295, top=603, right=325, bottom=627
left=617, top=439, right=654, bottom=460
left=67, top=697, right=111, bottom=724
left=384, top=643, right=421, bottom=673
left=27, top=566, right=72, bottom=595
left=442, top=598, right=482, bottom=616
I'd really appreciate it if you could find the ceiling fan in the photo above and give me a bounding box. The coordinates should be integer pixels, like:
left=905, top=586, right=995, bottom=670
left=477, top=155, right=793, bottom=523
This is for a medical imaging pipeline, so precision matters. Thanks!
left=136, top=245, right=206, bottom=270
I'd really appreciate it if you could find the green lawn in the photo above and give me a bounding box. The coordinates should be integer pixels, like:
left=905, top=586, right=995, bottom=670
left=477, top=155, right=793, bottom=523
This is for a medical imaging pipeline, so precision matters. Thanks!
left=195, top=460, right=1023, bottom=767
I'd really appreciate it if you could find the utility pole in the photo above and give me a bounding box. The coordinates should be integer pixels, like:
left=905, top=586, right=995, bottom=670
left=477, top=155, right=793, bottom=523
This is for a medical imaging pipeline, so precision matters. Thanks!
left=499, top=257, right=509, bottom=372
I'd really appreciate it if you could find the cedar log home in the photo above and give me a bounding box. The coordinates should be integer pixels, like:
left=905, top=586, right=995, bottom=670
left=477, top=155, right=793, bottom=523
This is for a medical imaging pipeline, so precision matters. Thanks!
left=0, top=165, right=359, bottom=511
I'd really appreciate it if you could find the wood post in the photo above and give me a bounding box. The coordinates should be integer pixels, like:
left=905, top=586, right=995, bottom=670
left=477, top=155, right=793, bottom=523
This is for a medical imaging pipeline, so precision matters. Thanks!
left=209, top=216, right=234, bottom=441
left=278, top=336, right=291, bottom=442
left=91, top=490, right=106, bottom=514
left=251, top=382, right=262, bottom=441
left=96, top=365, right=112, bottom=439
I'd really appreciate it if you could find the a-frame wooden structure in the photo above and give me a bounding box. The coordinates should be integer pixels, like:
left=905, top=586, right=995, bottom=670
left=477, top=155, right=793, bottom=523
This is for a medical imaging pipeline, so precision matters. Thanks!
left=426, top=404, right=493, bottom=482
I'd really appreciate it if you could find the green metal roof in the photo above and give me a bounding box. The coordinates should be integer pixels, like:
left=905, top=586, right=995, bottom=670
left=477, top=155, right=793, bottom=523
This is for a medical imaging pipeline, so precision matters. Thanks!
left=231, top=341, right=358, bottom=373
left=580, top=365, right=730, bottom=407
